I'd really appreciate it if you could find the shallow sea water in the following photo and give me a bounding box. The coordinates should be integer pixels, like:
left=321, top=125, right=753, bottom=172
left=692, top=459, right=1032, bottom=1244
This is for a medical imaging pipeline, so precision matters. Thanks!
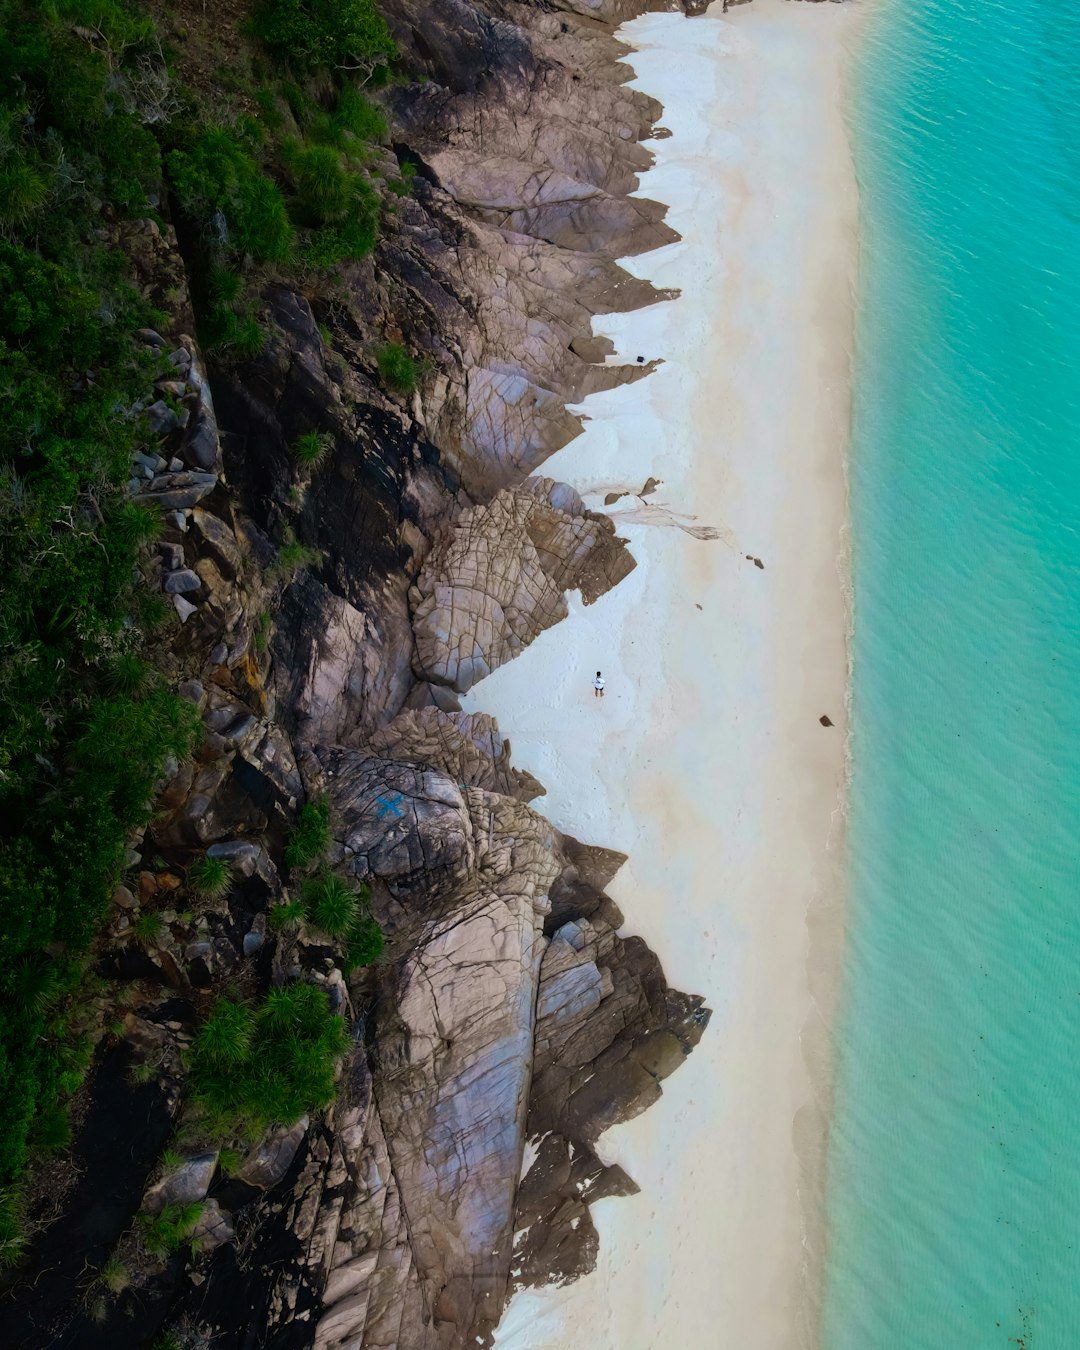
left=823, top=1, right=1080, bottom=1346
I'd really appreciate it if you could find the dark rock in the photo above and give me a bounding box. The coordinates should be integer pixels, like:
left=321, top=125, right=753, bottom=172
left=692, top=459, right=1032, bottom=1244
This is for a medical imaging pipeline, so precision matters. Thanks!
left=180, top=403, right=219, bottom=470
left=158, top=541, right=185, bottom=570
left=190, top=508, right=241, bottom=578
left=162, top=568, right=202, bottom=595
left=178, top=679, right=205, bottom=707
left=146, top=399, right=179, bottom=435
left=235, top=1117, right=309, bottom=1189
left=112, top=884, right=136, bottom=910
left=141, top=1152, right=218, bottom=1215
left=133, top=470, right=217, bottom=511
left=191, top=1199, right=234, bottom=1251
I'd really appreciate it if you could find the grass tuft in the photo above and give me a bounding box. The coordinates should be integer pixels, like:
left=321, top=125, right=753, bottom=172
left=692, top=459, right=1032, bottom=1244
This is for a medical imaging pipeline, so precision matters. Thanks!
left=0, top=1187, right=25, bottom=1270
left=344, top=910, right=384, bottom=970
left=302, top=871, right=356, bottom=937
left=31, top=1101, right=72, bottom=1153
left=375, top=342, right=419, bottom=395
left=284, top=797, right=330, bottom=870
left=292, top=430, right=333, bottom=468
left=139, top=1201, right=204, bottom=1258
left=99, top=1254, right=130, bottom=1295
left=192, top=999, right=254, bottom=1067
left=187, top=854, right=232, bottom=902
left=131, top=911, right=166, bottom=949
left=217, top=1147, right=243, bottom=1177
left=267, top=898, right=305, bottom=932
left=188, top=983, right=351, bottom=1141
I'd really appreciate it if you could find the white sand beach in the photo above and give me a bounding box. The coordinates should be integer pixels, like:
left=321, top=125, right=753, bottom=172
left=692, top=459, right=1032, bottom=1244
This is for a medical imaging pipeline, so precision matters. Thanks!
left=472, top=1, right=859, bottom=1346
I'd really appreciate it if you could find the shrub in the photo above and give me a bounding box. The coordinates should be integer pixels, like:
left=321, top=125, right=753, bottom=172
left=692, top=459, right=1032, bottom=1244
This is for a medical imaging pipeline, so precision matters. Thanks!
left=303, top=191, right=379, bottom=266
left=188, top=984, right=351, bottom=1140
left=289, top=143, right=353, bottom=223
left=166, top=128, right=292, bottom=262
left=187, top=855, right=232, bottom=902
left=251, top=0, right=395, bottom=73
left=284, top=797, right=330, bottom=869
left=375, top=342, right=418, bottom=394
left=302, top=872, right=357, bottom=937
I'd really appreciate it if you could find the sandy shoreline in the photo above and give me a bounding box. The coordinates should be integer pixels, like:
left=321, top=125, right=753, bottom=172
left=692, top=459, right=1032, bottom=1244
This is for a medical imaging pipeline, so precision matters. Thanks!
left=469, top=2, right=859, bottom=1345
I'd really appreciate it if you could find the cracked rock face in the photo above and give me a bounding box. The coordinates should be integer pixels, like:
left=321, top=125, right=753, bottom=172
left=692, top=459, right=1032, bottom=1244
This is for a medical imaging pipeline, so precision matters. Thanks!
left=411, top=477, right=635, bottom=691
left=199, top=741, right=706, bottom=1350
left=363, top=706, right=546, bottom=803
left=8, top=0, right=716, bottom=1344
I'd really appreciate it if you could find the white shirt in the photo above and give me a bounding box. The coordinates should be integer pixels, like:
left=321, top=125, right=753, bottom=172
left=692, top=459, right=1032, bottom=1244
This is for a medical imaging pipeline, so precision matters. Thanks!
left=593, top=676, right=605, bottom=690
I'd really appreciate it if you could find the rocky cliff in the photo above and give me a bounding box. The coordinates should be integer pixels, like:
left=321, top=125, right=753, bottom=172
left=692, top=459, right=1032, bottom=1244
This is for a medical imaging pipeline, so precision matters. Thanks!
left=4, top=1, right=710, bottom=1346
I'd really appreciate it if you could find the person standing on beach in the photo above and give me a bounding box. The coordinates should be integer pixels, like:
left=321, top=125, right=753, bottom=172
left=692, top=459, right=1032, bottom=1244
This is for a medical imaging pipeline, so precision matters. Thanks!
left=593, top=671, right=605, bottom=698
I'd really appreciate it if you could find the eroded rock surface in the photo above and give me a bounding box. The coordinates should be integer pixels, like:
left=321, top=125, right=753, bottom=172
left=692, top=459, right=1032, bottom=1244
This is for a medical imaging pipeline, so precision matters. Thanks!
left=6, top=0, right=715, bottom=1345
left=412, top=478, right=635, bottom=690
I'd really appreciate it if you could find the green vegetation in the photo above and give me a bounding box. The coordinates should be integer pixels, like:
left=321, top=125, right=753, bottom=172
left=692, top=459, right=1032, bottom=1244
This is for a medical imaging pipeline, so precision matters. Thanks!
left=302, top=872, right=357, bottom=937
left=163, top=38, right=398, bottom=339
left=252, top=610, right=273, bottom=653
left=187, top=854, right=232, bottom=902
left=284, top=797, right=331, bottom=870
left=97, top=1254, right=131, bottom=1295
left=344, top=910, right=384, bottom=970
left=301, top=870, right=383, bottom=968
left=217, top=1147, right=243, bottom=1177
left=31, top=1100, right=73, bottom=1153
left=293, top=430, right=333, bottom=468
left=131, top=912, right=166, bottom=949
left=0, top=0, right=204, bottom=1204
left=187, top=984, right=351, bottom=1140
left=251, top=0, right=395, bottom=73
left=375, top=341, right=419, bottom=394
left=0, top=0, right=404, bottom=1215
left=139, top=1201, right=204, bottom=1258
left=267, top=899, right=306, bottom=932
left=158, top=1147, right=184, bottom=1173
left=269, top=534, right=324, bottom=582
left=0, top=1186, right=25, bottom=1270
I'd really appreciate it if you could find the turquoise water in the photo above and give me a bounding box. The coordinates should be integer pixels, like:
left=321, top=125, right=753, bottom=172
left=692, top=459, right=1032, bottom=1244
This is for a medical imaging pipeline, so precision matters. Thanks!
left=823, top=1, right=1080, bottom=1346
